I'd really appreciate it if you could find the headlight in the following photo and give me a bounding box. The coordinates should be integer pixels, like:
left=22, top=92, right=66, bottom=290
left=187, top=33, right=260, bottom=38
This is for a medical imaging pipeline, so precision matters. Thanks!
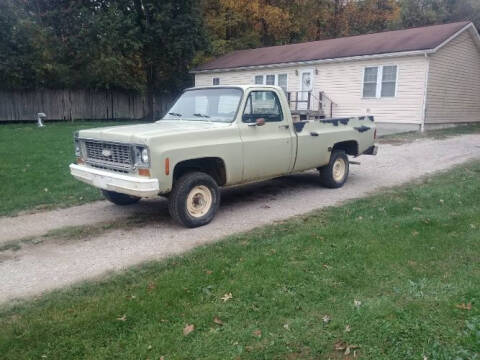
left=141, top=148, right=149, bottom=163
left=75, top=141, right=81, bottom=157
left=134, top=146, right=150, bottom=167
left=74, top=132, right=81, bottom=157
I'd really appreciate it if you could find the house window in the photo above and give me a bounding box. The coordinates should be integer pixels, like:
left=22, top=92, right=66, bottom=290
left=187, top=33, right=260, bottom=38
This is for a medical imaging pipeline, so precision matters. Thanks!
left=363, top=65, right=397, bottom=98
left=381, top=66, right=397, bottom=97
left=363, top=67, right=378, bottom=98
left=278, top=74, right=288, bottom=93
left=213, top=77, right=220, bottom=85
left=253, top=74, right=288, bottom=92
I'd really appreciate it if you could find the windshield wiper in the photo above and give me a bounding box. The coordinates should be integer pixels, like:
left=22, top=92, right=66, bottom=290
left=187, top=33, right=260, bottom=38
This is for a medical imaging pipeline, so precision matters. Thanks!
left=168, top=112, right=182, bottom=117
left=193, top=113, right=210, bottom=118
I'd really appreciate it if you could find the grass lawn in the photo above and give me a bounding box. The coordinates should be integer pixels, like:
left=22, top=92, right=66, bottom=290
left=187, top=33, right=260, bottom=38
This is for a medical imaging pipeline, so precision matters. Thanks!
left=1, top=163, right=479, bottom=359
left=0, top=120, right=143, bottom=216
left=378, top=122, right=480, bottom=144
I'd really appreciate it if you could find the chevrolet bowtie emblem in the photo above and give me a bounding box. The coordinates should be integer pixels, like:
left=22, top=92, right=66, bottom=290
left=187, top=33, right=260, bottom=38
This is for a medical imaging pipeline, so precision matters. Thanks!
left=102, top=149, right=112, bottom=157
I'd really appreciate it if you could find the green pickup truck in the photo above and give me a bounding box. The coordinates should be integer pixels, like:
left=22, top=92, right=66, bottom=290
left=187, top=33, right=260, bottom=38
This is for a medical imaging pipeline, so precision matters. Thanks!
left=70, top=85, right=377, bottom=227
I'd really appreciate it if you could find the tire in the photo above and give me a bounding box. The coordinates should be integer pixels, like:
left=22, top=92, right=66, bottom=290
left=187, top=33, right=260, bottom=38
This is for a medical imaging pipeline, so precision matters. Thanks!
left=102, top=190, right=140, bottom=205
left=319, top=150, right=349, bottom=188
left=168, top=172, right=220, bottom=228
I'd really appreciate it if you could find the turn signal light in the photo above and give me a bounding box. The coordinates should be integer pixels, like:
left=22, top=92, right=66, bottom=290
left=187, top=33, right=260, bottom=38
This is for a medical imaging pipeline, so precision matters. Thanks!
left=165, top=158, right=170, bottom=175
left=138, top=168, right=151, bottom=177
left=76, top=157, right=85, bottom=164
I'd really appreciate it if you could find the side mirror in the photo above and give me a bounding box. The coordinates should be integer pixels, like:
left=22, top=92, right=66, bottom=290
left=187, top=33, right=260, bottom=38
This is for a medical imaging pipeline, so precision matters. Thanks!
left=255, top=118, right=266, bottom=126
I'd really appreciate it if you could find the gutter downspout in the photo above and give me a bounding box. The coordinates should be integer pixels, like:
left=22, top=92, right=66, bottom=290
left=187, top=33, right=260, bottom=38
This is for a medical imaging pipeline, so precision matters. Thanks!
left=421, top=52, right=430, bottom=132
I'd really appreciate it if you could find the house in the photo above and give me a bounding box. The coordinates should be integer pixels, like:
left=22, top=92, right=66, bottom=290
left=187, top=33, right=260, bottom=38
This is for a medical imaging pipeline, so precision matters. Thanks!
left=193, top=21, right=480, bottom=133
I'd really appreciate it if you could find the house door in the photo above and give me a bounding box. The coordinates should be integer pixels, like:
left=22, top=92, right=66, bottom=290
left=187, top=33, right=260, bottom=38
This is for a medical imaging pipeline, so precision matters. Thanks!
left=298, top=69, right=314, bottom=110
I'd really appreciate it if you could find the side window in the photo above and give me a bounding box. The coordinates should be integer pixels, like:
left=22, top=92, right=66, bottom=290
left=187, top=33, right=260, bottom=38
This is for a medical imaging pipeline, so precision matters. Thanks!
left=212, top=77, right=220, bottom=85
left=242, top=91, right=283, bottom=123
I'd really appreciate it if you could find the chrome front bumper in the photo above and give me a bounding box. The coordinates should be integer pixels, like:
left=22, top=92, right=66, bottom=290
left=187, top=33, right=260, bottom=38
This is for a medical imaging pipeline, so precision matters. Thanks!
left=69, top=164, right=159, bottom=197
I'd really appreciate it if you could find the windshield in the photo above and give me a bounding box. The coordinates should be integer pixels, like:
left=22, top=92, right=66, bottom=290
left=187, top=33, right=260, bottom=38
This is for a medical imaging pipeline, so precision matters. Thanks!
left=162, top=88, right=243, bottom=123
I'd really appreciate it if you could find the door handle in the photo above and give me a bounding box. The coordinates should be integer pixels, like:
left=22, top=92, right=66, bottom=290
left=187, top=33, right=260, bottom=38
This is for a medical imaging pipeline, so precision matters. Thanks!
left=279, top=124, right=289, bottom=129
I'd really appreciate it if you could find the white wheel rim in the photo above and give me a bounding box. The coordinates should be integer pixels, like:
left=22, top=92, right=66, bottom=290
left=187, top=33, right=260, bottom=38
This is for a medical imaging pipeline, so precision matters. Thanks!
left=186, top=185, right=213, bottom=218
left=332, top=158, right=346, bottom=182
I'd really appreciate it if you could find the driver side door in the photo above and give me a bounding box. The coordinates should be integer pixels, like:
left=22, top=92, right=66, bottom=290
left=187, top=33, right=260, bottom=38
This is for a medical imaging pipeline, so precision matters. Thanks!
left=238, top=89, right=294, bottom=181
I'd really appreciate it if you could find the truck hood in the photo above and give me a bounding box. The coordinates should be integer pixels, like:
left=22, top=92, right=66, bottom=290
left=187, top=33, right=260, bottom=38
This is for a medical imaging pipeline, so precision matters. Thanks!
left=78, top=120, right=232, bottom=144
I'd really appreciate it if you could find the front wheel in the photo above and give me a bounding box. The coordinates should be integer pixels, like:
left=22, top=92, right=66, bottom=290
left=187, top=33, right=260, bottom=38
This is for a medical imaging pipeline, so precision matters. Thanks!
left=319, top=150, right=349, bottom=188
left=102, top=190, right=140, bottom=205
left=168, top=172, right=220, bottom=228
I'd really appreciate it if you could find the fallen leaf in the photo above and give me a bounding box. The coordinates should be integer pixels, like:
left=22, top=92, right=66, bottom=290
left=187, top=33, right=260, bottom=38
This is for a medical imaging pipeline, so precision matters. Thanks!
left=252, top=329, right=262, bottom=337
left=205, top=270, right=213, bottom=275
left=345, top=325, right=351, bottom=332
left=456, top=303, right=472, bottom=310
left=116, top=314, right=127, bottom=321
left=221, top=292, right=233, bottom=302
left=147, top=282, right=156, bottom=291
left=439, top=199, right=444, bottom=204
left=354, top=299, right=362, bottom=308
left=412, top=207, right=422, bottom=211
left=470, top=224, right=476, bottom=229
left=44, top=188, right=49, bottom=192
left=412, top=231, right=419, bottom=236
left=147, top=345, right=152, bottom=350
left=283, top=323, right=290, bottom=331
left=334, top=341, right=346, bottom=351
left=345, top=344, right=359, bottom=355
left=322, top=315, right=331, bottom=324
left=322, top=264, right=331, bottom=270
left=183, top=324, right=195, bottom=336
left=213, top=317, right=223, bottom=325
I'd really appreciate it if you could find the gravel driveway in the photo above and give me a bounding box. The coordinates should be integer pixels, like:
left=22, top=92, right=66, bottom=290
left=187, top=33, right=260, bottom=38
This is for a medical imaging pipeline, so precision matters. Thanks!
left=1, top=134, right=480, bottom=304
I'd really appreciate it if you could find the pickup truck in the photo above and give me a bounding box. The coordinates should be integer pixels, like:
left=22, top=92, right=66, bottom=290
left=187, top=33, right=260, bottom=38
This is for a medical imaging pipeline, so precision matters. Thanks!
left=70, top=85, right=377, bottom=227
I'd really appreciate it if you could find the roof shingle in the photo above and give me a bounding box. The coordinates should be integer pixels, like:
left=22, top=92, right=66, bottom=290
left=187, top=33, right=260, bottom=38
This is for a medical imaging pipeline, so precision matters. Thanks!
left=196, top=21, right=471, bottom=72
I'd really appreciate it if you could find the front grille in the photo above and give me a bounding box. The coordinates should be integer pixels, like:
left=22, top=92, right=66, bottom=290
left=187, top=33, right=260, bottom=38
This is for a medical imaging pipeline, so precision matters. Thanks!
left=83, top=140, right=133, bottom=171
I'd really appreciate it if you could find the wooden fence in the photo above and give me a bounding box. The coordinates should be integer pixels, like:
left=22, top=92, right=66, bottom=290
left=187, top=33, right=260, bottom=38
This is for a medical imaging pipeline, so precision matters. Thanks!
left=0, top=89, right=177, bottom=122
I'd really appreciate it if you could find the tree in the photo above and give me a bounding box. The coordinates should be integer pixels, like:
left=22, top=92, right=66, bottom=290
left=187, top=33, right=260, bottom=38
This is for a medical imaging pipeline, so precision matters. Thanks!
left=131, top=0, right=207, bottom=118
left=0, top=0, right=50, bottom=89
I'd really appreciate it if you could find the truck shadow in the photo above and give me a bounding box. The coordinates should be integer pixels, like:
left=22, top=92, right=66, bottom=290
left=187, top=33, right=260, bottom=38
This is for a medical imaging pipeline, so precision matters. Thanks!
left=129, top=170, right=324, bottom=222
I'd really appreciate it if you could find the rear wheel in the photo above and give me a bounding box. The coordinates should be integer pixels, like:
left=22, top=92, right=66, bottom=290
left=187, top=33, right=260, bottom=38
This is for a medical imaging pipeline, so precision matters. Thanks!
left=102, top=190, right=140, bottom=205
left=319, top=150, right=349, bottom=188
left=168, top=172, right=220, bottom=228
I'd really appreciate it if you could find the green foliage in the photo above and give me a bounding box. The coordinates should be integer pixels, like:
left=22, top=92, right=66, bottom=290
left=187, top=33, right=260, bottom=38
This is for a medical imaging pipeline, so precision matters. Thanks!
left=0, top=0, right=205, bottom=94
left=1, top=0, right=479, bottom=93
left=1, top=162, right=479, bottom=358
left=399, top=0, right=480, bottom=29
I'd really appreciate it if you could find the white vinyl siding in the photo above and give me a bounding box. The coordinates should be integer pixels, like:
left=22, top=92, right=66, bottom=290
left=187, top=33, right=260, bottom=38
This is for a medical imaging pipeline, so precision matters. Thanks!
left=195, top=55, right=427, bottom=124
left=426, top=29, right=480, bottom=124
left=316, top=57, right=425, bottom=123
